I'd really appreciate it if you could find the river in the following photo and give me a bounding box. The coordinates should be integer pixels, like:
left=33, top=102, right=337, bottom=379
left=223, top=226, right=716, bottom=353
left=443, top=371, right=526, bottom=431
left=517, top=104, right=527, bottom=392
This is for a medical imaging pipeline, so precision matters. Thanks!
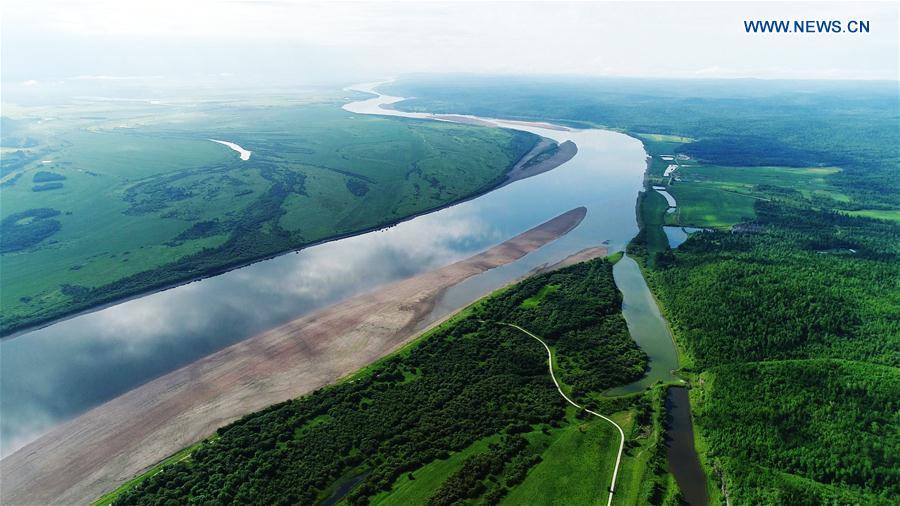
left=1, top=83, right=649, bottom=456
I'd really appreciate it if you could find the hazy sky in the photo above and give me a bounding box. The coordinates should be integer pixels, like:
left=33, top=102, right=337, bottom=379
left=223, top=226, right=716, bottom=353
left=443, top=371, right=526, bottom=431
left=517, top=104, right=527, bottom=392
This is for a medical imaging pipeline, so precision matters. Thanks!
left=2, top=0, right=898, bottom=87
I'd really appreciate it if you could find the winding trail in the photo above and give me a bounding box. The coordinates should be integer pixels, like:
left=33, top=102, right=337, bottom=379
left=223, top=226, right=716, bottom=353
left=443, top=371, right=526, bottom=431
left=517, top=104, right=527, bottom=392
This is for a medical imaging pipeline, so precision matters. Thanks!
left=500, top=323, right=625, bottom=506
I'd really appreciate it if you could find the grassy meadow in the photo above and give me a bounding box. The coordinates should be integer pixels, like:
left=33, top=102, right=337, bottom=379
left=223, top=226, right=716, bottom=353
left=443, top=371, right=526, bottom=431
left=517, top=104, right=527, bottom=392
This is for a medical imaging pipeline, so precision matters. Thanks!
left=0, top=94, right=540, bottom=335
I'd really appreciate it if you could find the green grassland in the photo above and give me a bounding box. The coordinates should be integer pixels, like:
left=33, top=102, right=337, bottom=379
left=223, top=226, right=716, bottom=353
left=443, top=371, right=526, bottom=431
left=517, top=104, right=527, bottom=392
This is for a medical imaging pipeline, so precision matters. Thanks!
left=664, top=183, right=758, bottom=229
left=501, top=410, right=619, bottom=506
left=0, top=96, right=540, bottom=335
left=640, top=136, right=852, bottom=231
left=846, top=208, right=900, bottom=221
left=104, top=259, right=682, bottom=506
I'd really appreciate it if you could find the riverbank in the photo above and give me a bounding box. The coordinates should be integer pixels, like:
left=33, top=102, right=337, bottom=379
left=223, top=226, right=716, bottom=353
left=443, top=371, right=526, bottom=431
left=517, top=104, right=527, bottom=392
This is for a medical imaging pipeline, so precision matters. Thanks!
left=0, top=207, right=587, bottom=505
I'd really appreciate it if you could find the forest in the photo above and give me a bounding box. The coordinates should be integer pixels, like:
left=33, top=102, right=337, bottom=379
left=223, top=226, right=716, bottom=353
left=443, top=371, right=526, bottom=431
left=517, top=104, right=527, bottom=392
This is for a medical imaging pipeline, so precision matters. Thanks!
left=694, top=360, right=898, bottom=504
left=108, top=259, right=658, bottom=505
left=643, top=201, right=899, bottom=504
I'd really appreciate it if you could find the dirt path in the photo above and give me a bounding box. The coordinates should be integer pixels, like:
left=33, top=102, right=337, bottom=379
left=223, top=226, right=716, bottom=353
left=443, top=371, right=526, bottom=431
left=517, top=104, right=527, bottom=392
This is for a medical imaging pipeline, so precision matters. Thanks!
left=501, top=323, right=625, bottom=506
left=0, top=207, right=586, bottom=506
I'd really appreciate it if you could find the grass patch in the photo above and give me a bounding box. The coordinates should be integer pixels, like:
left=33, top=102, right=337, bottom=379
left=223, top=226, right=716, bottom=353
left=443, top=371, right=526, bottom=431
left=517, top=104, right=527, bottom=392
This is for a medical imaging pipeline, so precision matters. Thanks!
left=369, top=435, right=502, bottom=505
left=502, top=415, right=618, bottom=506
left=845, top=209, right=900, bottom=221
left=665, top=182, right=758, bottom=228
left=520, top=283, right=560, bottom=308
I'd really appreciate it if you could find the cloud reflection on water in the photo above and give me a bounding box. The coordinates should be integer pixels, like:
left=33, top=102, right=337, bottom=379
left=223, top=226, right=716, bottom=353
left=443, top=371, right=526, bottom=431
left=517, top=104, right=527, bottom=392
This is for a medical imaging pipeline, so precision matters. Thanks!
left=0, top=201, right=498, bottom=456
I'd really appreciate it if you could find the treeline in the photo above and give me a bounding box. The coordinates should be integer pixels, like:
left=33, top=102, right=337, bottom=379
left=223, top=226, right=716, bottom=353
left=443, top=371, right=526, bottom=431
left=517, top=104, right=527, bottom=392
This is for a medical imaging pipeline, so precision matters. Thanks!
left=113, top=258, right=645, bottom=505
left=426, top=435, right=539, bottom=506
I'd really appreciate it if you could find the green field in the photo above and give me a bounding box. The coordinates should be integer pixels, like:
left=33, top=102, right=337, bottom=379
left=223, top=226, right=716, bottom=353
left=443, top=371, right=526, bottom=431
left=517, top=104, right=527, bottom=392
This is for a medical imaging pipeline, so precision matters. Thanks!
left=639, top=135, right=853, bottom=230
left=0, top=94, right=540, bottom=335
left=501, top=412, right=618, bottom=506
left=845, top=208, right=900, bottom=221
left=519, top=283, right=560, bottom=308
left=665, top=183, right=758, bottom=228
left=368, top=434, right=502, bottom=505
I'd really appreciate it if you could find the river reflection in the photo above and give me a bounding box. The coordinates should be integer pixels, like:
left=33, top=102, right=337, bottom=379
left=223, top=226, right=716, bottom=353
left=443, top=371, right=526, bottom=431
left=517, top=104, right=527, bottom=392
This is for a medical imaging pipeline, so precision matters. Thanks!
left=1, top=84, right=647, bottom=457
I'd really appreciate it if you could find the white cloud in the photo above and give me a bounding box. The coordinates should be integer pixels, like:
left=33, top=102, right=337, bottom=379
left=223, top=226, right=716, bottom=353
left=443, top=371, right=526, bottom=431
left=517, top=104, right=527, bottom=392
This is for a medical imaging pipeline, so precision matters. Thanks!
left=2, top=1, right=897, bottom=81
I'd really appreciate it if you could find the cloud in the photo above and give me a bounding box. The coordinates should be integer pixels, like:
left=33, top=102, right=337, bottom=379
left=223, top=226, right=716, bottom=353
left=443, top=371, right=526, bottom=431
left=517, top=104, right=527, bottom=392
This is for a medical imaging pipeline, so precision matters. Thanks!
left=70, top=74, right=163, bottom=80
left=2, top=2, right=898, bottom=84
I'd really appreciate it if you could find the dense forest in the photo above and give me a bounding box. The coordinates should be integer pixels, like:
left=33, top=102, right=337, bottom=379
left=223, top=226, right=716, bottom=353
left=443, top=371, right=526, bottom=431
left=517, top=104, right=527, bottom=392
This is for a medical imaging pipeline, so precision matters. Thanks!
left=645, top=201, right=899, bottom=504
left=1, top=208, right=63, bottom=254
left=112, top=259, right=652, bottom=505
left=694, top=360, right=899, bottom=504
left=652, top=202, right=899, bottom=369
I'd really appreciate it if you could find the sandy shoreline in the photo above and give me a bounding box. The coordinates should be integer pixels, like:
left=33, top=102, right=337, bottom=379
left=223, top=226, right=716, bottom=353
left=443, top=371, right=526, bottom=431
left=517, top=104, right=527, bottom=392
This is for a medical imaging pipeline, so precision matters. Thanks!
left=1, top=207, right=587, bottom=506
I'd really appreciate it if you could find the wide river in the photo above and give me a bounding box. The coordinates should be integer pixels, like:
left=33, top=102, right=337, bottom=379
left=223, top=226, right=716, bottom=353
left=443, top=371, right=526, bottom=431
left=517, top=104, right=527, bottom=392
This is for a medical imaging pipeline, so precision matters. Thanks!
left=0, top=83, right=676, bottom=458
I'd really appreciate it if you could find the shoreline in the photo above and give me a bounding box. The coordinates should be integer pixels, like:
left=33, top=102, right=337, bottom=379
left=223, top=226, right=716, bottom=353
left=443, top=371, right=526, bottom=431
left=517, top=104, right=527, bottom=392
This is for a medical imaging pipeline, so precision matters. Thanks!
left=2, top=131, right=574, bottom=339
left=0, top=207, right=588, bottom=506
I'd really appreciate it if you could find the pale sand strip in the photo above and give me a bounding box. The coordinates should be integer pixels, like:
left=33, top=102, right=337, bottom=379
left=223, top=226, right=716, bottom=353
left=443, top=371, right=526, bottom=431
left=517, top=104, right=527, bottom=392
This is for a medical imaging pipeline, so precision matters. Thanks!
left=1, top=207, right=587, bottom=506
left=533, top=245, right=610, bottom=275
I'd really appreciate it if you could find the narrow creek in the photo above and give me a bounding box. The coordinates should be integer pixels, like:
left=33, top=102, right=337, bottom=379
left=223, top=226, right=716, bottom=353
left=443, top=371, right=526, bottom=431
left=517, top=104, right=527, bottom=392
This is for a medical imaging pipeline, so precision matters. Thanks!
left=607, top=254, right=679, bottom=395
left=666, top=387, right=709, bottom=505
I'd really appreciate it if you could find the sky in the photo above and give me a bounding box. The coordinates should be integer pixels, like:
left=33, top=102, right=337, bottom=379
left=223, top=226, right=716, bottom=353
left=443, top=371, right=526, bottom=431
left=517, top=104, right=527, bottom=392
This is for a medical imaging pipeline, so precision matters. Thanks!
left=2, top=0, right=898, bottom=89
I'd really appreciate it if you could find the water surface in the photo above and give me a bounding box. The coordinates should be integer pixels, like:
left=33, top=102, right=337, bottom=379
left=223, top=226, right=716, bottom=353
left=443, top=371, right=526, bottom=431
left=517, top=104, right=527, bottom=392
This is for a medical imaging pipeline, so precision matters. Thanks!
left=666, top=387, right=709, bottom=506
left=663, top=226, right=706, bottom=249
left=606, top=255, right=680, bottom=395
